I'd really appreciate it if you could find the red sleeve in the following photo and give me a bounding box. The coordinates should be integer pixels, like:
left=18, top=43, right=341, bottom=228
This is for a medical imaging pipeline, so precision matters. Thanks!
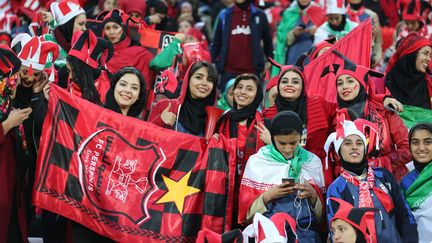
left=147, top=99, right=177, bottom=128
left=384, top=111, right=412, bottom=181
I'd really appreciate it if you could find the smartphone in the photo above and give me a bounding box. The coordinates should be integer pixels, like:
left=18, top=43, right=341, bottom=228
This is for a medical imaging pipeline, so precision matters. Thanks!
left=298, top=24, right=306, bottom=29
left=282, top=177, right=296, bottom=184
left=385, top=104, right=399, bottom=113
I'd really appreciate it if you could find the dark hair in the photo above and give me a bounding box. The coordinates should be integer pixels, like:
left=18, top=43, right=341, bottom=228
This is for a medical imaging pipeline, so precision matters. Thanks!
left=409, top=122, right=432, bottom=144
left=274, top=127, right=302, bottom=136
left=67, top=55, right=102, bottom=105
left=147, top=0, right=168, bottom=15
left=233, top=73, right=260, bottom=88
left=104, top=66, right=146, bottom=117
left=189, top=61, right=218, bottom=85
left=278, top=68, right=304, bottom=87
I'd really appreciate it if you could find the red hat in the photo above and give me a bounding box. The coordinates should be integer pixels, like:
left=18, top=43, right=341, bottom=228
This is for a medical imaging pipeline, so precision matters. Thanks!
left=196, top=228, right=243, bottom=243
left=102, top=8, right=130, bottom=27
left=242, top=212, right=298, bottom=243
left=155, top=69, right=179, bottom=99
left=266, top=75, right=278, bottom=92
left=50, top=0, right=85, bottom=26
left=0, top=13, right=20, bottom=33
left=402, top=0, right=421, bottom=21
left=69, top=29, right=114, bottom=69
left=386, top=33, right=431, bottom=72
left=0, top=44, right=21, bottom=78
left=329, top=197, right=378, bottom=243
left=0, top=32, right=11, bottom=46
left=118, top=0, right=146, bottom=19
left=307, top=36, right=337, bottom=61
left=322, top=50, right=384, bottom=95
left=12, top=33, right=59, bottom=71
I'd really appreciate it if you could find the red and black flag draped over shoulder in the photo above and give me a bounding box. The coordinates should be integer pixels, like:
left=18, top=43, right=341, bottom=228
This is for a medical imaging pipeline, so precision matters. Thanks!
left=33, top=85, right=237, bottom=242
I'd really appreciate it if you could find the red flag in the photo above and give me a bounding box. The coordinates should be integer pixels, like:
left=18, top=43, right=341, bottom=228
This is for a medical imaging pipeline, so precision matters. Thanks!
left=139, top=27, right=177, bottom=55
left=33, top=85, right=237, bottom=242
left=304, top=18, right=372, bottom=103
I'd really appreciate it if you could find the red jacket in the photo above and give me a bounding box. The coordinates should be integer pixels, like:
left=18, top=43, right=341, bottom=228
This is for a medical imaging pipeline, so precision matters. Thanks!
left=263, top=96, right=337, bottom=188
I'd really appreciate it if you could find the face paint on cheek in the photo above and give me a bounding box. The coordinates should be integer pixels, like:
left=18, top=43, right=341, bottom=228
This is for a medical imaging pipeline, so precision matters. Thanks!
left=352, top=84, right=359, bottom=91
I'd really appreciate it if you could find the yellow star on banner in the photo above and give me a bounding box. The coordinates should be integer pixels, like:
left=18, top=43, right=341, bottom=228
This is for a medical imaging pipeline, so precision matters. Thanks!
left=156, top=171, right=200, bottom=214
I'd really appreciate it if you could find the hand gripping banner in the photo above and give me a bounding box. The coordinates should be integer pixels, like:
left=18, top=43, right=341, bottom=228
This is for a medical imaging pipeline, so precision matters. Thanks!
left=33, top=85, right=237, bottom=242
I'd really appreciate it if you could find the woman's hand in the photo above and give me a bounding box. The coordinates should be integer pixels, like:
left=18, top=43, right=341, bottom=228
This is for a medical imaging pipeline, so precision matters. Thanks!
left=160, top=103, right=177, bottom=126
left=43, top=83, right=51, bottom=101
left=383, top=97, right=403, bottom=112
left=294, top=182, right=318, bottom=206
left=255, top=122, right=271, bottom=144
left=32, top=75, right=48, bottom=94
left=262, top=182, right=296, bottom=205
left=2, top=108, right=32, bottom=135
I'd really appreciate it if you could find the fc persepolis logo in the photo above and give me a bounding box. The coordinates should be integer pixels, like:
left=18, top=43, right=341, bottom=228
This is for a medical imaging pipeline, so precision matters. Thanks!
left=76, top=127, right=166, bottom=225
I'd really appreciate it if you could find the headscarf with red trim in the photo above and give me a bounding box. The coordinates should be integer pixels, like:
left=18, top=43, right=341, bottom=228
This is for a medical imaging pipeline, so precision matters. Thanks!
left=0, top=44, right=21, bottom=122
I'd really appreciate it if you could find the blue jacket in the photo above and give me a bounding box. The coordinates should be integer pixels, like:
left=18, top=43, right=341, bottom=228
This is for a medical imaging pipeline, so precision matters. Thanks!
left=210, top=5, right=273, bottom=74
left=327, top=167, right=418, bottom=243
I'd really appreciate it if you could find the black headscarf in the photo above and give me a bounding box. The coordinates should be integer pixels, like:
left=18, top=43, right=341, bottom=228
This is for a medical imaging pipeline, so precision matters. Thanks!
left=274, top=69, right=307, bottom=126
left=178, top=63, right=218, bottom=136
left=337, top=84, right=368, bottom=120
left=385, top=52, right=430, bottom=109
left=104, top=67, right=146, bottom=117
left=329, top=15, right=347, bottom=32
left=54, top=16, right=76, bottom=52
left=269, top=111, right=303, bottom=148
left=338, top=140, right=368, bottom=176
left=409, top=122, right=432, bottom=172
left=227, top=76, right=263, bottom=137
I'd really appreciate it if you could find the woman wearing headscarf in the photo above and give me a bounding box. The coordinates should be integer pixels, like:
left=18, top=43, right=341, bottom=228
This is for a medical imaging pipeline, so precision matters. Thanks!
left=104, top=66, right=147, bottom=117
left=239, top=111, right=325, bottom=241
left=214, top=73, right=264, bottom=227
left=385, top=33, right=432, bottom=109
left=101, top=9, right=155, bottom=91
left=328, top=51, right=412, bottom=182
left=147, top=61, right=218, bottom=137
left=263, top=59, right=338, bottom=187
left=43, top=0, right=87, bottom=68
left=67, top=29, right=114, bottom=105
left=273, top=0, right=324, bottom=75
left=216, top=78, right=235, bottom=111
left=325, top=118, right=418, bottom=243
left=0, top=45, right=32, bottom=243
left=401, top=122, right=432, bottom=243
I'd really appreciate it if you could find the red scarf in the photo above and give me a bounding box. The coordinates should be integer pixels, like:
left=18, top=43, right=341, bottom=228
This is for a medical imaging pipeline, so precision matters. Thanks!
left=346, top=6, right=365, bottom=23
left=340, top=167, right=394, bottom=213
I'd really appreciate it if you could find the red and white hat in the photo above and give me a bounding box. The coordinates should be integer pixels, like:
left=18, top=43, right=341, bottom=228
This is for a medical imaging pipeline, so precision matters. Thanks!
left=242, top=212, right=298, bottom=243
left=326, top=0, right=346, bottom=14
left=196, top=228, right=244, bottom=243
left=50, top=0, right=85, bottom=26
left=11, top=33, right=59, bottom=71
left=324, top=114, right=380, bottom=169
left=0, top=13, right=20, bottom=33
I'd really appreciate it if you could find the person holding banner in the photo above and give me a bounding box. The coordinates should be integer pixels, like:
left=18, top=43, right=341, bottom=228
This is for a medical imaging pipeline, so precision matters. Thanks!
left=401, top=122, right=432, bottom=243
left=101, top=9, right=155, bottom=91
left=328, top=51, right=411, bottom=182
left=385, top=33, right=432, bottom=110
left=325, top=118, right=418, bottom=243
left=104, top=66, right=147, bottom=117
left=148, top=60, right=218, bottom=137
left=0, top=45, right=32, bottom=243
left=213, top=73, right=264, bottom=228
left=239, top=111, right=325, bottom=242
left=67, top=29, right=113, bottom=105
